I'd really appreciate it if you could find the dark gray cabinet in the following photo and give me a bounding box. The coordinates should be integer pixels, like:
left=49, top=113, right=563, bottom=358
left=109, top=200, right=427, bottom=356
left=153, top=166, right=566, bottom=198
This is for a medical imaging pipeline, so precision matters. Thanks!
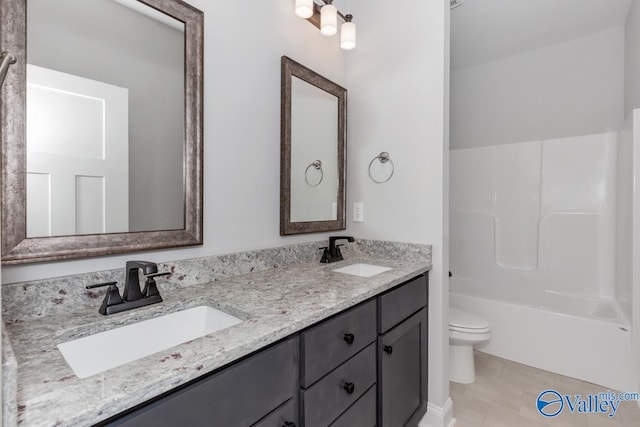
left=379, top=309, right=428, bottom=426
left=378, top=274, right=429, bottom=427
left=102, top=272, right=428, bottom=427
left=301, top=343, right=376, bottom=426
left=329, top=384, right=377, bottom=427
left=299, top=299, right=378, bottom=426
left=300, top=273, right=428, bottom=427
left=301, top=299, right=377, bottom=387
left=103, top=337, right=299, bottom=427
left=253, top=399, right=298, bottom=427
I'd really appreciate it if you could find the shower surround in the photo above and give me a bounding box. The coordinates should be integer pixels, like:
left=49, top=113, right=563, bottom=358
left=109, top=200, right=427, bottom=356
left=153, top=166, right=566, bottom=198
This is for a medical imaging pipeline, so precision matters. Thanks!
left=450, top=123, right=638, bottom=392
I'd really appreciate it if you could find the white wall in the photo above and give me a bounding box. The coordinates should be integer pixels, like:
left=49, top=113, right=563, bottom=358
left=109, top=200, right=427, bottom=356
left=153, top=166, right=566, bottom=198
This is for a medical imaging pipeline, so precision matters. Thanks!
left=345, top=0, right=450, bottom=425
left=3, top=0, right=348, bottom=284
left=625, top=0, right=640, bottom=117
left=451, top=27, right=624, bottom=149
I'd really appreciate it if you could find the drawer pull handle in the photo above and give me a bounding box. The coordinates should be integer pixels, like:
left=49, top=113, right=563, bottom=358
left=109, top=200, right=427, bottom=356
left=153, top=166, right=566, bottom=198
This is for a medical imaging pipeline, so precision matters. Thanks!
left=383, top=345, right=393, bottom=354
left=343, top=333, right=355, bottom=345
left=282, top=422, right=296, bottom=427
left=343, top=382, right=355, bottom=394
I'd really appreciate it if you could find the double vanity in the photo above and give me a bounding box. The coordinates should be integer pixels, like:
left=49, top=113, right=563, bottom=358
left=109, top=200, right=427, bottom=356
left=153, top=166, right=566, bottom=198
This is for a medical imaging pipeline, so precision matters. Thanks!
left=0, top=1, right=432, bottom=425
left=2, top=240, right=432, bottom=426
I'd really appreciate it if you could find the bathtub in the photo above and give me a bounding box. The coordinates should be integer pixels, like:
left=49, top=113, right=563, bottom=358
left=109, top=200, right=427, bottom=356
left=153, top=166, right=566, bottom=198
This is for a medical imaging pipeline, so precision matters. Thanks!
left=450, top=277, right=634, bottom=392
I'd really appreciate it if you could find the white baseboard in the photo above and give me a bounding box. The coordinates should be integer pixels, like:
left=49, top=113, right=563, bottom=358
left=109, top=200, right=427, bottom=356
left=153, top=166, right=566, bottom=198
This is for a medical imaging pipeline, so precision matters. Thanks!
left=418, top=398, right=455, bottom=427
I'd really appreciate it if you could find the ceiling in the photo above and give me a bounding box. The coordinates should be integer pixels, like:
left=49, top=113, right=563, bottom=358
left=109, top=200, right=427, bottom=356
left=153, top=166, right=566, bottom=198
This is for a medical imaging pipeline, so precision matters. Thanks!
left=451, top=0, right=633, bottom=70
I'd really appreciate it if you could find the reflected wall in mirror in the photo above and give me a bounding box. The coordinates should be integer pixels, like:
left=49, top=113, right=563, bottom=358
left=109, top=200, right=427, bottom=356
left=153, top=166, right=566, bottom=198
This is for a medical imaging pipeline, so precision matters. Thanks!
left=280, top=56, right=346, bottom=235
left=0, top=0, right=204, bottom=264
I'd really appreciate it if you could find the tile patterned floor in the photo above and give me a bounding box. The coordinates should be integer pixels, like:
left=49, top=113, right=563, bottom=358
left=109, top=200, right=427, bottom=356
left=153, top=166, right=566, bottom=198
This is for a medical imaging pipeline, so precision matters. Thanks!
left=451, top=352, right=640, bottom=427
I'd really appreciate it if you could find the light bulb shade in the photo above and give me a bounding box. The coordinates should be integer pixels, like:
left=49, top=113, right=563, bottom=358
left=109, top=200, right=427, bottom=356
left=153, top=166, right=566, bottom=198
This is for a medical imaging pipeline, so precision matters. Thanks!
left=295, top=0, right=314, bottom=19
left=321, top=4, right=338, bottom=36
left=340, top=21, right=356, bottom=50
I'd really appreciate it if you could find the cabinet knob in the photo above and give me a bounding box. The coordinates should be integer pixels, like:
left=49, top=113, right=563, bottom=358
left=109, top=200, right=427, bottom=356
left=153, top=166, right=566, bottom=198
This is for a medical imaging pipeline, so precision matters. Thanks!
left=282, top=422, right=296, bottom=427
left=343, top=382, right=355, bottom=394
left=383, top=345, right=393, bottom=354
left=343, top=333, right=355, bottom=345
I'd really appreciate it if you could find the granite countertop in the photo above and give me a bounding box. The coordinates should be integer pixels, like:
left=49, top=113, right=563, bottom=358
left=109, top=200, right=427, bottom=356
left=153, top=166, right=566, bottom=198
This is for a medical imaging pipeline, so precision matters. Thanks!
left=5, top=251, right=431, bottom=426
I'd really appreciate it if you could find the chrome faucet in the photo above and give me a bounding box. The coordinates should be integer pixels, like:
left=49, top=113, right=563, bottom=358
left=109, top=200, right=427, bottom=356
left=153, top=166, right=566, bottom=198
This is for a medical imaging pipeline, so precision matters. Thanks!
left=87, top=261, right=169, bottom=315
left=320, top=236, right=355, bottom=263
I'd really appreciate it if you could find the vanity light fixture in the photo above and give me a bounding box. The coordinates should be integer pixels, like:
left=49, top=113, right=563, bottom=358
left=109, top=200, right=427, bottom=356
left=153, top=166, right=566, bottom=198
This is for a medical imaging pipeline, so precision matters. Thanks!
left=295, top=0, right=314, bottom=19
left=320, top=1, right=338, bottom=36
left=340, top=15, right=356, bottom=50
left=294, top=0, right=356, bottom=50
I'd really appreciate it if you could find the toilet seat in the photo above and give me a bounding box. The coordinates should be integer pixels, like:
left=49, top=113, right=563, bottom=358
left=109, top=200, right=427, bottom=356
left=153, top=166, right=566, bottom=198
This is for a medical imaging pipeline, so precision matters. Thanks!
left=449, top=308, right=490, bottom=334
left=449, top=324, right=491, bottom=334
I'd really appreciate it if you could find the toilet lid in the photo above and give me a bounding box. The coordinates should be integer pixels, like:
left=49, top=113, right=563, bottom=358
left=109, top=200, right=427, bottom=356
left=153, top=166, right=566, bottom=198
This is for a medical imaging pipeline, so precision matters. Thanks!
left=449, top=308, right=490, bottom=330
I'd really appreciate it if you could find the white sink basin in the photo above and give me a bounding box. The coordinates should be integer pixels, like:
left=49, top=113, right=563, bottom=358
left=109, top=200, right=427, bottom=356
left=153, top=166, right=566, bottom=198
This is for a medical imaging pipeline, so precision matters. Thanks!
left=57, top=305, right=242, bottom=378
left=332, top=263, right=391, bottom=278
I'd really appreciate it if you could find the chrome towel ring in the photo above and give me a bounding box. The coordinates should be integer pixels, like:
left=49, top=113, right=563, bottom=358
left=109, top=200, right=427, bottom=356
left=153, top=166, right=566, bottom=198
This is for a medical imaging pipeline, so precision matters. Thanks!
left=305, top=160, right=323, bottom=187
left=368, top=152, right=394, bottom=184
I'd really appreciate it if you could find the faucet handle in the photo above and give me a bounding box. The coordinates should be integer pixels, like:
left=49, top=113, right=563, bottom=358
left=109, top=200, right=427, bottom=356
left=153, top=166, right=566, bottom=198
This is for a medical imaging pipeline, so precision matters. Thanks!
left=319, top=247, right=331, bottom=263
left=142, top=272, right=169, bottom=299
left=86, top=282, right=123, bottom=315
left=86, top=281, right=118, bottom=289
left=146, top=272, right=171, bottom=279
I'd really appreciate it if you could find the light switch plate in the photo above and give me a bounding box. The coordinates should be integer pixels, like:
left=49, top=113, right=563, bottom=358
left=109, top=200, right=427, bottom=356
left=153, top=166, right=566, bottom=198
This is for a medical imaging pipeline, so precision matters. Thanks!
left=353, top=202, right=364, bottom=222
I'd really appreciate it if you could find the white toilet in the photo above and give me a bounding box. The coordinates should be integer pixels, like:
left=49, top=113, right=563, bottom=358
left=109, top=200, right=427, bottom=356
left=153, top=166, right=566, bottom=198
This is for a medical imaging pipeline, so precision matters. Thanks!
left=449, top=307, right=491, bottom=384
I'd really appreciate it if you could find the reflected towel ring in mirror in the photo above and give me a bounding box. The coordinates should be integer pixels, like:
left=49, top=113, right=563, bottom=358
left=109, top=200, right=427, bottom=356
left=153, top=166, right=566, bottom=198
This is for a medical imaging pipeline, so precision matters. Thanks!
left=368, top=152, right=394, bottom=184
left=305, top=160, right=324, bottom=187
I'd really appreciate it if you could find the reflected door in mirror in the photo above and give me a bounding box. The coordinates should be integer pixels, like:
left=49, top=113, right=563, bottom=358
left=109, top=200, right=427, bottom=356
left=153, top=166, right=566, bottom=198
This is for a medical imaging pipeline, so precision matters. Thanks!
left=26, top=64, right=129, bottom=237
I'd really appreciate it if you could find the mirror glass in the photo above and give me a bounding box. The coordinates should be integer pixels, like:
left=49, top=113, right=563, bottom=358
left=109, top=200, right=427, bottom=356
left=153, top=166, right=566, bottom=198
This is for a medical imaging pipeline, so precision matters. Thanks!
left=0, top=0, right=203, bottom=264
left=26, top=0, right=184, bottom=237
left=290, top=76, right=339, bottom=222
left=280, top=56, right=346, bottom=235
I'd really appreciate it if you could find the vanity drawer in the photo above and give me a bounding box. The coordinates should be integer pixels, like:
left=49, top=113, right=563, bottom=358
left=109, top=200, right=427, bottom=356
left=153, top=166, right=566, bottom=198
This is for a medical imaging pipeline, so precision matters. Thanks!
left=301, top=343, right=376, bottom=427
left=301, top=299, right=376, bottom=387
left=253, top=398, right=298, bottom=427
left=379, top=274, right=428, bottom=333
left=329, top=384, right=376, bottom=427
left=107, top=337, right=298, bottom=427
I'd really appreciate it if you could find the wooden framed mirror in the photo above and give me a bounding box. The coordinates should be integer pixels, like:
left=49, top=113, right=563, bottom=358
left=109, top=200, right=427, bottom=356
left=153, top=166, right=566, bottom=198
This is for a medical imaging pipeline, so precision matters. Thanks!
left=280, top=56, right=346, bottom=235
left=0, top=0, right=203, bottom=264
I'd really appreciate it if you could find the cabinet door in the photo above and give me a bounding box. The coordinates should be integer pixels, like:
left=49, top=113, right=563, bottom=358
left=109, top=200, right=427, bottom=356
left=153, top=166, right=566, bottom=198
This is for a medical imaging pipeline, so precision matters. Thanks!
left=378, top=308, right=428, bottom=427
left=106, top=337, right=299, bottom=427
